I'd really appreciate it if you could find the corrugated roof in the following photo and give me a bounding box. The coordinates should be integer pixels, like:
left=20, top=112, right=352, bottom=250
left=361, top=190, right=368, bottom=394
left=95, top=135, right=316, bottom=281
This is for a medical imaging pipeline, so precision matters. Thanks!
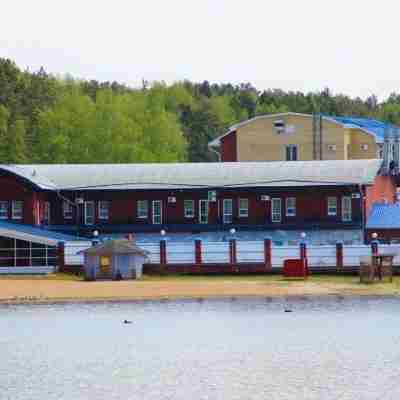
left=366, top=202, right=400, bottom=229
left=0, top=221, right=85, bottom=246
left=209, top=112, right=397, bottom=146
left=81, top=239, right=148, bottom=256
left=0, top=159, right=382, bottom=190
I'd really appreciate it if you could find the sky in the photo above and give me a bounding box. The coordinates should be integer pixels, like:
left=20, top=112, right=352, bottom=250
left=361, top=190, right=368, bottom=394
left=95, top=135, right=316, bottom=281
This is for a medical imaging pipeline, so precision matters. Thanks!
left=2, top=0, right=400, bottom=100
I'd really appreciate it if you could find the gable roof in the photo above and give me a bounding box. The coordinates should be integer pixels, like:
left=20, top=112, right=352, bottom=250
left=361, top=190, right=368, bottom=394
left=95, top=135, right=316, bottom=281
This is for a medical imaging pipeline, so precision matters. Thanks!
left=0, top=159, right=382, bottom=191
left=366, top=202, right=400, bottom=229
left=208, top=112, right=397, bottom=147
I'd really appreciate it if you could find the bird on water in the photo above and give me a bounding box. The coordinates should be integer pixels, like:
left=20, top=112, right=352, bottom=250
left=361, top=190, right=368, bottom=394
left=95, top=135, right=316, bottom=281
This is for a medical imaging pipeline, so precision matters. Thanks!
left=123, top=320, right=133, bottom=324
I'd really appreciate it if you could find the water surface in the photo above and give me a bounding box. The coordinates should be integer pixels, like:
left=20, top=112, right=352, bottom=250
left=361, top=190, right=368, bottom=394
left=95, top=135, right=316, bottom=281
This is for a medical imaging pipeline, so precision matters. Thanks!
left=1, top=297, right=400, bottom=400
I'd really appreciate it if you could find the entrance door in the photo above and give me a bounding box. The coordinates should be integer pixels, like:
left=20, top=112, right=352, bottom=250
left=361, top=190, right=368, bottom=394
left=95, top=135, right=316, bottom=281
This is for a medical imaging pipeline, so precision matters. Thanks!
left=152, top=200, right=162, bottom=224
left=199, top=200, right=208, bottom=224
left=84, top=201, right=95, bottom=225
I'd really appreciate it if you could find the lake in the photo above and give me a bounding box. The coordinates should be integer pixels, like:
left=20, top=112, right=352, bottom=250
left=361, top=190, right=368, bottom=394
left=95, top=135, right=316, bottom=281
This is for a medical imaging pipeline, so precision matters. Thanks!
left=1, top=297, right=400, bottom=400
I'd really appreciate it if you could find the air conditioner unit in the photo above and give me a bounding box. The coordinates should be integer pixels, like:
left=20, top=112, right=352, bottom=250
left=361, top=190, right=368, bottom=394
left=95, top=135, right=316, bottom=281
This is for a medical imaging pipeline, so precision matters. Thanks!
left=208, top=191, right=217, bottom=202
left=75, top=197, right=84, bottom=204
left=351, top=193, right=361, bottom=199
left=328, top=144, right=337, bottom=151
left=167, top=196, right=176, bottom=203
left=261, top=195, right=270, bottom=201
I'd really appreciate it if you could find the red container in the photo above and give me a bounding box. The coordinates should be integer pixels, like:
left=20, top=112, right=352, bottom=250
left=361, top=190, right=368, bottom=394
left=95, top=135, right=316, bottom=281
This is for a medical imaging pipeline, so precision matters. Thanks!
left=283, top=259, right=308, bottom=278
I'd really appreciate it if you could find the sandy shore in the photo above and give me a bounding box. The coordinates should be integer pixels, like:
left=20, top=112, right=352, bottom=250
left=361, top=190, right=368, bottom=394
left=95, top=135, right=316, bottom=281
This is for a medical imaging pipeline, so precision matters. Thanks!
left=1, top=275, right=400, bottom=303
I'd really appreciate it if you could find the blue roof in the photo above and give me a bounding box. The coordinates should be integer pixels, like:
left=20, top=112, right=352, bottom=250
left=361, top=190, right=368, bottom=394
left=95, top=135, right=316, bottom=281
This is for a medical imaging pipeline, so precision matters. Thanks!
left=328, top=116, right=397, bottom=142
left=0, top=221, right=86, bottom=244
left=366, top=203, right=400, bottom=229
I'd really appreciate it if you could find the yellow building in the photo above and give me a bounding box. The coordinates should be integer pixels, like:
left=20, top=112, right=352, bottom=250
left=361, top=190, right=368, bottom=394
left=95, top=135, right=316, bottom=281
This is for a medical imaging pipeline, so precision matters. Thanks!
left=209, top=113, right=388, bottom=162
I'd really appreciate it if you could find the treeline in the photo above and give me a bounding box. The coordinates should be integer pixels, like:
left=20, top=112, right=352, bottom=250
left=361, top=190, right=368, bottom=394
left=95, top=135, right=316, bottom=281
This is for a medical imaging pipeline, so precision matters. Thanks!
left=1, top=57, right=400, bottom=164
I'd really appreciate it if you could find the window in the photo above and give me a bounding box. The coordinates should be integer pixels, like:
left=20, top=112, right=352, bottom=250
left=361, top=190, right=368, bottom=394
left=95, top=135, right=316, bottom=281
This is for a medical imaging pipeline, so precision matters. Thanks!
left=0, top=201, right=8, bottom=219
left=328, top=144, right=337, bottom=152
left=327, top=197, right=337, bottom=216
left=286, top=197, right=296, bottom=217
left=238, top=198, right=249, bottom=218
left=342, top=196, right=352, bottom=222
left=184, top=200, right=194, bottom=218
left=152, top=200, right=162, bottom=224
left=274, top=119, right=285, bottom=133
left=271, top=198, right=281, bottom=223
left=98, top=201, right=109, bottom=220
left=12, top=201, right=23, bottom=220
left=63, top=201, right=73, bottom=219
left=223, top=199, right=233, bottom=224
left=84, top=201, right=95, bottom=225
left=199, top=200, right=208, bottom=224
left=44, top=202, right=51, bottom=223
left=361, top=144, right=369, bottom=151
left=285, top=145, right=298, bottom=161
left=137, top=200, right=148, bottom=219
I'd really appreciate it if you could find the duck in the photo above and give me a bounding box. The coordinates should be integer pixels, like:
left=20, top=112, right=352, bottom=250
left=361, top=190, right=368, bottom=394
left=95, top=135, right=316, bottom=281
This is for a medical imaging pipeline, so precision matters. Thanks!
left=123, top=319, right=133, bottom=324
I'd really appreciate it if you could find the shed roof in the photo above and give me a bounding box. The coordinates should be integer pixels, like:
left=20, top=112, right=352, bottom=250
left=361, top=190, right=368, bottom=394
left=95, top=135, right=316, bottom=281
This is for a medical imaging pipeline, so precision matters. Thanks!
left=81, top=239, right=148, bottom=256
left=208, top=112, right=397, bottom=146
left=366, top=202, right=400, bottom=229
left=0, top=159, right=382, bottom=190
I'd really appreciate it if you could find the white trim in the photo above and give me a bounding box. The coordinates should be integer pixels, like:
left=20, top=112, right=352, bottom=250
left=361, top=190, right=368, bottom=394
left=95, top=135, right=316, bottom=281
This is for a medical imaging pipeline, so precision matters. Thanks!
left=223, top=199, right=233, bottom=224
left=0, top=227, right=58, bottom=246
left=152, top=200, right=162, bottom=225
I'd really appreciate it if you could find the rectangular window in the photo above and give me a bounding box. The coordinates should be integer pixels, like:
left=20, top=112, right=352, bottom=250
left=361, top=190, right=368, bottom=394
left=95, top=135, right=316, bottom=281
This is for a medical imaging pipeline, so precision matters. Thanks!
left=199, top=200, right=208, bottom=224
left=238, top=198, right=249, bottom=218
left=271, top=198, right=281, bottom=223
left=285, top=145, right=298, bottom=161
left=223, top=199, right=233, bottom=224
left=184, top=200, right=194, bottom=218
left=0, top=201, right=8, bottom=219
left=137, top=200, right=148, bottom=219
left=84, top=201, right=95, bottom=225
left=63, top=201, right=73, bottom=219
left=342, top=196, right=352, bottom=222
left=286, top=197, right=296, bottom=217
left=44, top=202, right=51, bottom=223
left=327, top=197, right=337, bottom=216
left=152, top=200, right=162, bottom=224
left=12, top=201, right=23, bottom=220
left=98, top=201, right=109, bottom=220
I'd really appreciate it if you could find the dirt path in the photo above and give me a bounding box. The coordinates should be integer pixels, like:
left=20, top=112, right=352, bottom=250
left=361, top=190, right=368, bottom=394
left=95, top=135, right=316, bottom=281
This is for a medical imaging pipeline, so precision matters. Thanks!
left=1, top=277, right=398, bottom=303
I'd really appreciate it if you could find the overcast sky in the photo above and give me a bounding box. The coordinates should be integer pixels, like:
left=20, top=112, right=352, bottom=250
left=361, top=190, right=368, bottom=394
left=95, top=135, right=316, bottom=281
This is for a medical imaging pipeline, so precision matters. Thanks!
left=2, top=0, right=399, bottom=100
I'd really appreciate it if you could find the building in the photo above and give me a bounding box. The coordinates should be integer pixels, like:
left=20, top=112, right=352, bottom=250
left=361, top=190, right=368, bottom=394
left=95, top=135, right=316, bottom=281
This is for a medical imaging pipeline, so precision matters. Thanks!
left=0, top=160, right=394, bottom=243
left=208, top=113, right=398, bottom=162
left=365, top=201, right=400, bottom=243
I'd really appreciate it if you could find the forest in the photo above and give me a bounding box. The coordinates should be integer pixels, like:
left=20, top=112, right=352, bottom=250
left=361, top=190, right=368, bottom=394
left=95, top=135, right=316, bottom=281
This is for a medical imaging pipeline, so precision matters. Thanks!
left=1, top=57, right=400, bottom=164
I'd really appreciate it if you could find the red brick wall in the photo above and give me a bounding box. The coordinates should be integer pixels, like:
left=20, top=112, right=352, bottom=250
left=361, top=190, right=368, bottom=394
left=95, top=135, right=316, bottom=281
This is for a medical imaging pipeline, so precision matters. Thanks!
left=220, top=131, right=237, bottom=162
left=364, top=175, right=396, bottom=219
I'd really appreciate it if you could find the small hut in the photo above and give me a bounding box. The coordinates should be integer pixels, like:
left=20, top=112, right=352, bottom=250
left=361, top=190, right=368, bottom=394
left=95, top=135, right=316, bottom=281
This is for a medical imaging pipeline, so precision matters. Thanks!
left=81, top=239, right=148, bottom=280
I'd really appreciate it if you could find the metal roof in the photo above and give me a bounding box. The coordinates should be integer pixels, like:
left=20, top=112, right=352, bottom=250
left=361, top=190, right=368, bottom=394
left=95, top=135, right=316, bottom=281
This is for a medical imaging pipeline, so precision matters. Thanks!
left=366, top=202, right=400, bottom=229
left=0, top=221, right=85, bottom=246
left=0, top=159, right=382, bottom=190
left=80, top=239, right=148, bottom=256
left=209, top=112, right=397, bottom=146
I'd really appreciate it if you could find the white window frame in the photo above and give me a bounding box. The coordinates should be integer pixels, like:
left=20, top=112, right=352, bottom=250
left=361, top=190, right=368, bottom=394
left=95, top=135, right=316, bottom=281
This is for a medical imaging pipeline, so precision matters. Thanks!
left=44, top=202, right=51, bottom=224
left=84, top=201, right=95, bottom=225
left=184, top=200, right=194, bottom=218
left=341, top=196, right=352, bottom=222
left=327, top=197, right=337, bottom=216
left=0, top=201, right=8, bottom=219
left=63, top=201, right=73, bottom=219
left=152, top=200, right=162, bottom=225
left=271, top=198, right=281, bottom=223
left=285, top=197, right=296, bottom=217
left=137, top=200, right=148, bottom=219
left=199, top=200, right=208, bottom=224
left=238, top=198, right=249, bottom=218
left=285, top=145, right=298, bottom=161
left=223, top=199, right=233, bottom=224
left=98, top=201, right=109, bottom=220
left=12, top=200, right=23, bottom=220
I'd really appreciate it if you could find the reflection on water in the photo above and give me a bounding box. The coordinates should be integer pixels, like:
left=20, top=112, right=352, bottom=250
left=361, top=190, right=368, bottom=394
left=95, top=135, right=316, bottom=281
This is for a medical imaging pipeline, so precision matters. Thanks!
left=1, top=297, right=400, bottom=400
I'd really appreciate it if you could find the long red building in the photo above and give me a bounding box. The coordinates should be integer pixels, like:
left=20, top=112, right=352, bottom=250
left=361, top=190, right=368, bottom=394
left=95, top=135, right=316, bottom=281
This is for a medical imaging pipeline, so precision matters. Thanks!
left=0, top=159, right=394, bottom=239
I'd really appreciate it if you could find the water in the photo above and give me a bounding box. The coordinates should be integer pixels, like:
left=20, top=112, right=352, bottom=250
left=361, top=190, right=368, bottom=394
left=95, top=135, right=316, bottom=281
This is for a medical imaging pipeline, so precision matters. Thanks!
left=1, top=297, right=400, bottom=400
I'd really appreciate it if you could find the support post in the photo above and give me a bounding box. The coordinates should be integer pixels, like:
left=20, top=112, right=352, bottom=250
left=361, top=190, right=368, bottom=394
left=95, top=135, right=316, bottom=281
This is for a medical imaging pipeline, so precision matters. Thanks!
left=300, top=241, right=308, bottom=276
left=264, top=238, right=272, bottom=271
left=14, top=238, right=16, bottom=267
left=336, top=242, right=343, bottom=269
left=195, top=239, right=202, bottom=266
left=229, top=239, right=237, bottom=273
left=29, top=241, right=32, bottom=267
left=58, top=241, right=65, bottom=272
left=160, top=239, right=167, bottom=274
